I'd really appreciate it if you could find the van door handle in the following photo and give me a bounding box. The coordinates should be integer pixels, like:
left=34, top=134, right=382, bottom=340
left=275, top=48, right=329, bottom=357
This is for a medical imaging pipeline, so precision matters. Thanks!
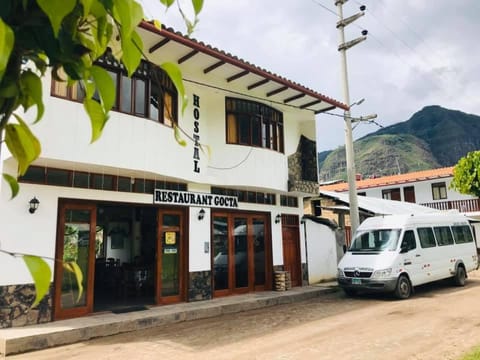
left=415, top=254, right=421, bottom=257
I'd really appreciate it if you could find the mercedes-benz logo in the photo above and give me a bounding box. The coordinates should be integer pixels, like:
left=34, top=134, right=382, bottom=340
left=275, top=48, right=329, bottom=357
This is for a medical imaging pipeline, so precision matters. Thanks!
left=354, top=270, right=361, bottom=277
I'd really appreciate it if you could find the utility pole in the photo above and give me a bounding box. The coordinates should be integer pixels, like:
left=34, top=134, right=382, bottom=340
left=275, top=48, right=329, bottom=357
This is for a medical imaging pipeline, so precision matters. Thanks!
left=335, top=0, right=367, bottom=236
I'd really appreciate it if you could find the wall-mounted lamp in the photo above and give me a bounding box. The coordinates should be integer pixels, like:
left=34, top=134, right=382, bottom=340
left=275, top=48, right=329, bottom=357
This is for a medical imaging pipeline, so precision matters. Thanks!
left=29, top=197, right=40, bottom=214
left=198, top=208, right=206, bottom=221
left=275, top=214, right=281, bottom=224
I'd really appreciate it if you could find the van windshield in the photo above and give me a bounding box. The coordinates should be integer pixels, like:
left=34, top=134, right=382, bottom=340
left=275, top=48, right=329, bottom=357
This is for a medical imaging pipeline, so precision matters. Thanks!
left=349, top=228, right=401, bottom=252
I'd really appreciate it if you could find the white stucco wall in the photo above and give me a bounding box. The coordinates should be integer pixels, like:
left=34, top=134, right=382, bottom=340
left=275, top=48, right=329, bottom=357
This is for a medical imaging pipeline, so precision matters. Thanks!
left=304, top=219, right=339, bottom=283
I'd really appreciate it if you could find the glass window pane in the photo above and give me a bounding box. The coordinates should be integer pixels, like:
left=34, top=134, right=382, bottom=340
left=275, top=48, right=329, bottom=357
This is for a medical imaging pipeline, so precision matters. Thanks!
left=134, top=78, right=146, bottom=116
left=418, top=227, right=437, bottom=248
left=238, top=114, right=251, bottom=144
left=149, top=82, right=160, bottom=121
left=73, top=172, right=89, bottom=188
left=19, top=166, right=45, bottom=183
left=213, top=217, right=229, bottom=291
left=120, top=75, right=132, bottom=112
left=107, top=71, right=118, bottom=109
left=118, top=177, right=131, bottom=192
left=61, top=212, right=91, bottom=309
left=47, top=168, right=70, bottom=186
left=103, top=175, right=114, bottom=190
left=253, top=219, right=266, bottom=286
left=234, top=218, right=248, bottom=288
left=252, top=116, right=261, bottom=146
left=52, top=80, right=68, bottom=97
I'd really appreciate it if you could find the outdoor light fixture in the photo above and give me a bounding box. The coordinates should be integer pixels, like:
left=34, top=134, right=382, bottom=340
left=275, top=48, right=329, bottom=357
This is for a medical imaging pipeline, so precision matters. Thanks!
left=275, top=214, right=281, bottom=224
left=29, top=197, right=40, bottom=214
left=198, top=208, right=205, bottom=221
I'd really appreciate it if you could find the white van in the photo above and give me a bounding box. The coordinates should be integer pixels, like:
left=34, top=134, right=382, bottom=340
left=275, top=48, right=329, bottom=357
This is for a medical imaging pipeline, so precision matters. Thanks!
left=337, top=213, right=479, bottom=299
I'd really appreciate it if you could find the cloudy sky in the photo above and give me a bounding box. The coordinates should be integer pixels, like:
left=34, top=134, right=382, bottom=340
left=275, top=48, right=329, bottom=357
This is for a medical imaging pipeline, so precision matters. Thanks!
left=141, top=0, right=480, bottom=151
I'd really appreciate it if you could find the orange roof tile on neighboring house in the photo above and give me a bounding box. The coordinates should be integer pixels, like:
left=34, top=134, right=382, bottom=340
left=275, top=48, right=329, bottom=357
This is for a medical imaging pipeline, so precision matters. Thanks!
left=320, top=167, right=454, bottom=192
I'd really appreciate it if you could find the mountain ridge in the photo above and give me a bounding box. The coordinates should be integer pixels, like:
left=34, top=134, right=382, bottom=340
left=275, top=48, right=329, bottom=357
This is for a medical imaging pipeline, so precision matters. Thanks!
left=318, top=106, right=480, bottom=182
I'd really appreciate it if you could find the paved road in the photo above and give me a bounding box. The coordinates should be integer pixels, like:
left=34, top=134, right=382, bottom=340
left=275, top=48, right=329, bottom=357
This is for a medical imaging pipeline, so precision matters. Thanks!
left=10, top=271, right=480, bottom=360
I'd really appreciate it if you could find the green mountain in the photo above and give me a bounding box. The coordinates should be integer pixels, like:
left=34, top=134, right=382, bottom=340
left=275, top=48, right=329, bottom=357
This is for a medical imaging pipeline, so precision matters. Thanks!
left=318, top=106, right=480, bottom=181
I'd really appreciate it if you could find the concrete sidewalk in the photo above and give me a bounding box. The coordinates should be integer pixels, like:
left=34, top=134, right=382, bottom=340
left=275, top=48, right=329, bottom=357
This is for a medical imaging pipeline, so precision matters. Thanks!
left=0, top=282, right=338, bottom=357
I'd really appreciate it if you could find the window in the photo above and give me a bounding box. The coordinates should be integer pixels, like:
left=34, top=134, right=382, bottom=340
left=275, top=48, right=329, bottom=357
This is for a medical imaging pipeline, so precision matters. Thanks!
left=401, top=230, right=416, bottom=251
left=434, top=226, right=454, bottom=246
left=417, top=227, right=437, bottom=248
left=452, top=225, right=474, bottom=244
left=211, top=187, right=276, bottom=205
left=280, top=195, right=298, bottom=208
left=225, top=98, right=284, bottom=153
left=382, top=188, right=401, bottom=201
left=432, top=182, right=447, bottom=200
left=51, top=52, right=177, bottom=126
left=403, top=186, right=416, bottom=203
left=18, top=166, right=186, bottom=193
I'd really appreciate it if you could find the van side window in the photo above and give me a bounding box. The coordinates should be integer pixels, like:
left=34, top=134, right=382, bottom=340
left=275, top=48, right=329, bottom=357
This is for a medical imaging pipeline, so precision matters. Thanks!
left=401, top=230, right=416, bottom=251
left=452, top=225, right=474, bottom=244
left=434, top=226, right=454, bottom=246
left=417, top=227, right=437, bottom=248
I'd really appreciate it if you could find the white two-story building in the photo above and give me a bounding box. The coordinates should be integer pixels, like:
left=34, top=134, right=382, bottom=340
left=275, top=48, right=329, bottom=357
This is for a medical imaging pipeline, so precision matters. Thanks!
left=0, top=22, right=346, bottom=327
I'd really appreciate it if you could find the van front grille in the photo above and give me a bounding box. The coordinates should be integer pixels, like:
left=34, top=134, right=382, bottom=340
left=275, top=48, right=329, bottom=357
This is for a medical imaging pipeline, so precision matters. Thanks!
left=344, top=271, right=372, bottom=278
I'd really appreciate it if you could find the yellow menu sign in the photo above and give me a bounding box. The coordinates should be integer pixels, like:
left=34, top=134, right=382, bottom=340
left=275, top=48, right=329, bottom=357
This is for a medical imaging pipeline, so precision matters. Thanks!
left=165, top=232, right=176, bottom=245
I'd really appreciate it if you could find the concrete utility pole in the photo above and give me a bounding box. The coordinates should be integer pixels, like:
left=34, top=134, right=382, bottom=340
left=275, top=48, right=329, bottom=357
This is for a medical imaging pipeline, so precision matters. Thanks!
left=335, top=0, right=367, bottom=236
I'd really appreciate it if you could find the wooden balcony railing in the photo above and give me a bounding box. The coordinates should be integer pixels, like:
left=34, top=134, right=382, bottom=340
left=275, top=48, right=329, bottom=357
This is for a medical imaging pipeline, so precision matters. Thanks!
left=420, top=198, right=480, bottom=213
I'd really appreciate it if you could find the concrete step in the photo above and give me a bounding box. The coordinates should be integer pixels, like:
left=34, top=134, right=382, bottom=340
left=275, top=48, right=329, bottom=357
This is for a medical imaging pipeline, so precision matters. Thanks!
left=0, top=285, right=339, bottom=357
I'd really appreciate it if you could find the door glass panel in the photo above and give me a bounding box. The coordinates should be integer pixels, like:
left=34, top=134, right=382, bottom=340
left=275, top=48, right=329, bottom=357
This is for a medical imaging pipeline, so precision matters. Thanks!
left=253, top=219, right=266, bottom=286
left=234, top=218, right=248, bottom=288
left=213, top=217, right=228, bottom=290
left=161, top=214, right=180, bottom=296
left=61, top=209, right=91, bottom=309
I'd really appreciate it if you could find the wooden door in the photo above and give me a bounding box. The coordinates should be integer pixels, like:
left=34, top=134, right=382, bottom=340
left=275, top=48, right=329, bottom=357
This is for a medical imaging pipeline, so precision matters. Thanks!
left=156, top=209, right=185, bottom=304
left=281, top=215, right=302, bottom=287
left=54, top=202, right=96, bottom=320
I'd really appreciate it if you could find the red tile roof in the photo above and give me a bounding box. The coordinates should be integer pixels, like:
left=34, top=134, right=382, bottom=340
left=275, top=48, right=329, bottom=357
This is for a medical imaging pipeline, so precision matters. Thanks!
left=320, top=167, right=454, bottom=192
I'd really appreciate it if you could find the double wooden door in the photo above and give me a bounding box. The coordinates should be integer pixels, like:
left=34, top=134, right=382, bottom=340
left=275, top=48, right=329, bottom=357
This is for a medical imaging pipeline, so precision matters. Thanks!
left=212, top=212, right=271, bottom=296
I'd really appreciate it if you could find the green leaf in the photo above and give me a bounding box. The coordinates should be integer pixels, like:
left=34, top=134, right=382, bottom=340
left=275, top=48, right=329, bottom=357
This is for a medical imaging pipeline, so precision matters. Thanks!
left=2, top=173, right=19, bottom=199
left=80, top=0, right=94, bottom=16
left=160, top=62, right=188, bottom=114
left=0, top=18, right=14, bottom=82
left=90, top=66, right=115, bottom=111
left=84, top=98, right=108, bottom=143
left=63, top=261, right=84, bottom=303
left=113, top=0, right=144, bottom=39
left=36, top=0, right=76, bottom=37
left=159, top=0, right=175, bottom=8
left=121, top=31, right=143, bottom=77
left=5, top=114, right=41, bottom=176
left=191, top=0, right=204, bottom=15
left=19, top=71, right=44, bottom=123
left=23, top=255, right=51, bottom=308
left=173, top=124, right=187, bottom=147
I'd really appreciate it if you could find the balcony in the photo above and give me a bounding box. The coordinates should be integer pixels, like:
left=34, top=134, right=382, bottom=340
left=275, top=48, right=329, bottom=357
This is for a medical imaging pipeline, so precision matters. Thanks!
left=420, top=198, right=480, bottom=213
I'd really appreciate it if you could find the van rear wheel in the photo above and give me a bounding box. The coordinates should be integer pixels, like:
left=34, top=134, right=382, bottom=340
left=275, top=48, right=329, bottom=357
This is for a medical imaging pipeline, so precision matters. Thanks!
left=394, top=275, right=411, bottom=299
left=453, top=266, right=466, bottom=286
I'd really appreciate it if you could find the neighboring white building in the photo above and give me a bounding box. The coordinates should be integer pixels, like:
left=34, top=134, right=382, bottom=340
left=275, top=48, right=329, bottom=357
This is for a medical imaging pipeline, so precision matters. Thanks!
left=319, top=167, right=480, bottom=245
left=320, top=167, right=480, bottom=215
left=0, top=22, right=346, bottom=328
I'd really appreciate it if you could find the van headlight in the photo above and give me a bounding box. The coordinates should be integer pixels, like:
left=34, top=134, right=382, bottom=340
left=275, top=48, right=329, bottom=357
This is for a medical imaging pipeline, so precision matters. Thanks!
left=372, top=268, right=392, bottom=278
left=337, top=268, right=345, bottom=277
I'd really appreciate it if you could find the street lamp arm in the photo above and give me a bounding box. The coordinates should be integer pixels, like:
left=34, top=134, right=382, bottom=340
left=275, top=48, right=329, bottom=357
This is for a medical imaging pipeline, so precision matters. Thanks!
left=338, top=35, right=367, bottom=51
left=336, top=11, right=365, bottom=28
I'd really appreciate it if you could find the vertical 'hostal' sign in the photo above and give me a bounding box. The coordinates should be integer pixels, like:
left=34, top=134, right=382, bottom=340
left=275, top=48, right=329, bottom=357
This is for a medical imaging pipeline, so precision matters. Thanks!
left=193, top=94, right=200, bottom=173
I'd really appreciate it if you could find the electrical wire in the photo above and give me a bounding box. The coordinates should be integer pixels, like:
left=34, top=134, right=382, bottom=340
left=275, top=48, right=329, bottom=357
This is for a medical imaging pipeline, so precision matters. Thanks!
left=207, top=147, right=254, bottom=170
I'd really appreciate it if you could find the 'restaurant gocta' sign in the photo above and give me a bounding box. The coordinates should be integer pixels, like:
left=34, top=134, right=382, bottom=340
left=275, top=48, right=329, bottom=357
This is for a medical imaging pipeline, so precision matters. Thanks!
left=154, top=189, right=238, bottom=208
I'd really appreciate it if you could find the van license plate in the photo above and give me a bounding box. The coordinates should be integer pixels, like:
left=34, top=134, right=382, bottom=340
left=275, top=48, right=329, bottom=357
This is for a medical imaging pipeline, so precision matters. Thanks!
left=352, top=278, right=361, bottom=285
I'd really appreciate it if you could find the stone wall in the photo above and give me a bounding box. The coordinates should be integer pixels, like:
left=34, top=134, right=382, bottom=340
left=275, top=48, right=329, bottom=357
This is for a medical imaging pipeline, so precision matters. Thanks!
left=188, top=270, right=212, bottom=302
left=288, top=135, right=319, bottom=195
left=0, top=283, right=52, bottom=328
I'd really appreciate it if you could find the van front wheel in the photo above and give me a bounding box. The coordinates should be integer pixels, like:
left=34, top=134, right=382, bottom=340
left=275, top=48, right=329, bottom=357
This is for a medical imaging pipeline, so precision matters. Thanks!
left=453, top=266, right=466, bottom=286
left=395, top=275, right=411, bottom=299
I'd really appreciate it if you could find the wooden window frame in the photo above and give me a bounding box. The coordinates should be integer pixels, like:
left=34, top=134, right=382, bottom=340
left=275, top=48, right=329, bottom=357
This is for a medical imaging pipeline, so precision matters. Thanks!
left=431, top=182, right=447, bottom=200
left=225, top=97, right=284, bottom=153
